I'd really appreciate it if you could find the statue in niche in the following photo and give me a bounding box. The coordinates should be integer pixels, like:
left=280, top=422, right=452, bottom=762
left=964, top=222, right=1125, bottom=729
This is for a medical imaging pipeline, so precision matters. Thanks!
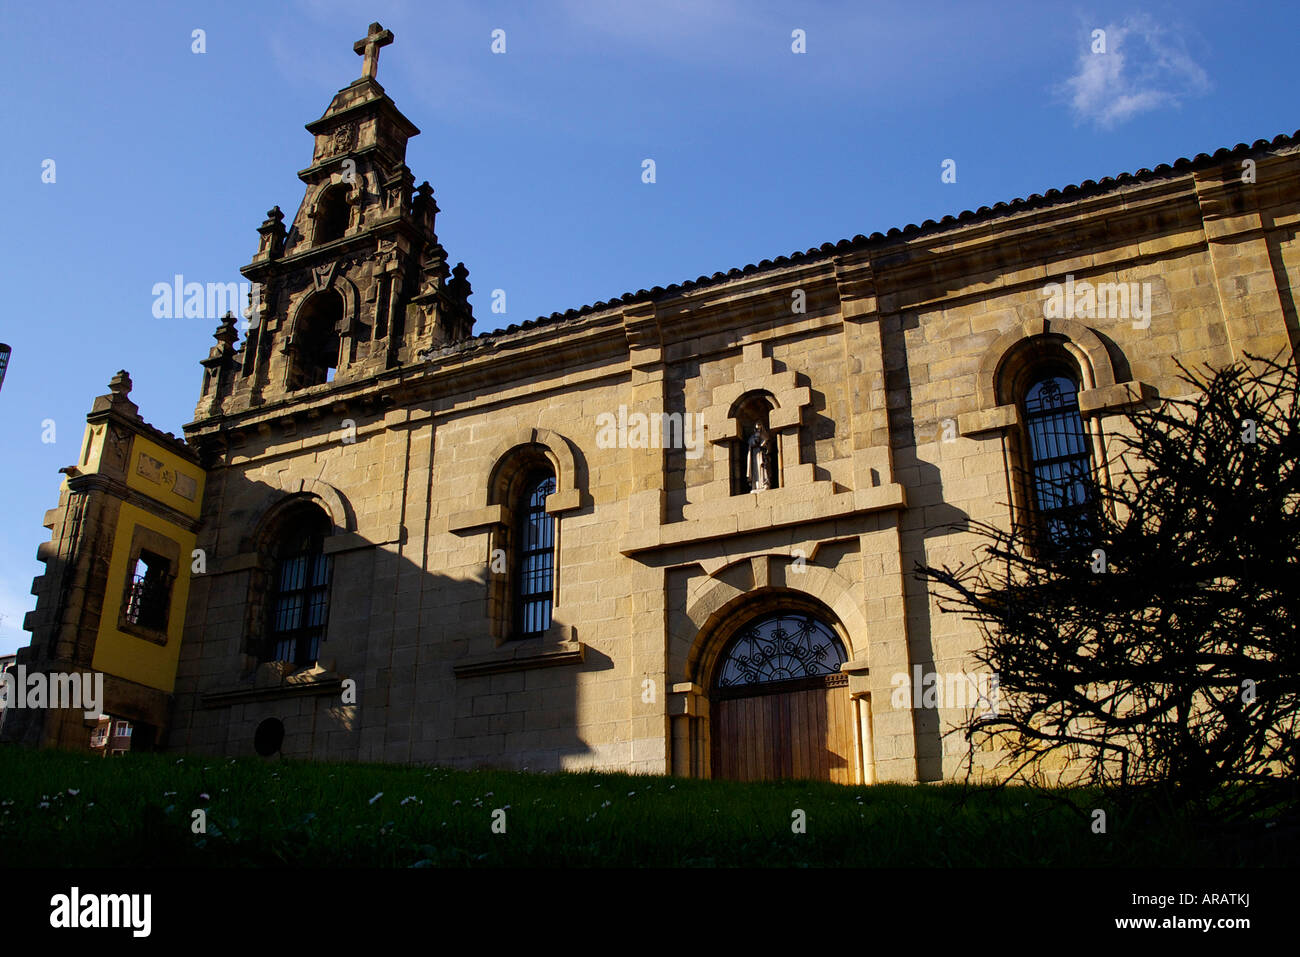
left=746, top=422, right=773, bottom=492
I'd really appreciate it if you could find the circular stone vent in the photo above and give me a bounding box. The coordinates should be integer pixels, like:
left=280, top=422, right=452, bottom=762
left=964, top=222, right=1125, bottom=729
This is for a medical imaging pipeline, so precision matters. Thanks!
left=253, top=717, right=285, bottom=757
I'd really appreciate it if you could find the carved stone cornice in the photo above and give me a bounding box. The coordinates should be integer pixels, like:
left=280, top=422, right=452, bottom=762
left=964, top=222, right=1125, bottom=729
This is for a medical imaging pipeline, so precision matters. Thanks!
left=62, top=472, right=202, bottom=533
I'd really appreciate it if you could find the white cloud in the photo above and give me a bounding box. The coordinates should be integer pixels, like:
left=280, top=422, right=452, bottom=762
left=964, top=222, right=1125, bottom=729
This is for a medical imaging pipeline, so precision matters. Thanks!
left=1063, top=15, right=1210, bottom=128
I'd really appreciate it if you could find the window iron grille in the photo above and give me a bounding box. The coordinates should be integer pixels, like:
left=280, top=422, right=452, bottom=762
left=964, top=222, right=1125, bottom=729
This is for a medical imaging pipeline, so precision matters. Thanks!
left=124, top=552, right=171, bottom=631
left=1023, top=374, right=1096, bottom=545
left=716, top=614, right=847, bottom=689
left=514, top=474, right=556, bottom=640
left=267, top=528, right=332, bottom=667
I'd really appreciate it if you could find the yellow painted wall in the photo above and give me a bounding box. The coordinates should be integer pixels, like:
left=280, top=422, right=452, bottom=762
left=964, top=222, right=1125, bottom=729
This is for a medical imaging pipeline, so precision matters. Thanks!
left=91, top=433, right=204, bottom=693
left=124, top=435, right=205, bottom=520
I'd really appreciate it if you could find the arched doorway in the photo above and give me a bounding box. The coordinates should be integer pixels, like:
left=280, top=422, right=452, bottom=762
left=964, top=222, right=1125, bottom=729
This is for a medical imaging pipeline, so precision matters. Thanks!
left=710, top=611, right=855, bottom=783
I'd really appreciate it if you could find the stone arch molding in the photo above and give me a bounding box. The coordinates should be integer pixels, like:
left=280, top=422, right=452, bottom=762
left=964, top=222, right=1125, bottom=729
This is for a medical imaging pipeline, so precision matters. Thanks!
left=486, top=427, right=582, bottom=514
left=680, top=554, right=868, bottom=688
left=284, top=272, right=361, bottom=344
left=978, top=317, right=1114, bottom=408
left=239, top=476, right=356, bottom=554
left=450, top=427, right=584, bottom=532
left=960, top=317, right=1153, bottom=437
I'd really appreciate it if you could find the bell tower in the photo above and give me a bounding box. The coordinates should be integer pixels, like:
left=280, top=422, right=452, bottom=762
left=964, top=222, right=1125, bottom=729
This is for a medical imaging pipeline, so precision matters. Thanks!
left=195, top=22, right=473, bottom=419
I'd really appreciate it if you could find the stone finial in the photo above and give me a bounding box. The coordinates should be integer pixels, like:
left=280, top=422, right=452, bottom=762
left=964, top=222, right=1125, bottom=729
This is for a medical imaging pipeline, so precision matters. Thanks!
left=416, top=244, right=449, bottom=297
left=108, top=370, right=132, bottom=398
left=214, top=314, right=239, bottom=355
left=98, top=368, right=140, bottom=419
left=450, top=262, right=471, bottom=296
left=448, top=263, right=473, bottom=328
left=257, top=206, right=288, bottom=261
left=412, top=181, right=439, bottom=233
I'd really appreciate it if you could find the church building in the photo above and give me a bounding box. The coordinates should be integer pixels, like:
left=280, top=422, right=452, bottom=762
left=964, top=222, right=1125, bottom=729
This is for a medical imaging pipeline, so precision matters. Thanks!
left=9, top=24, right=1299, bottom=786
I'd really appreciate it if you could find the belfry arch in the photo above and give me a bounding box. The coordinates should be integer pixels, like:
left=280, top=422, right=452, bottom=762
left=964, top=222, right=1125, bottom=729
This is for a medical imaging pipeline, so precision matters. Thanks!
left=286, top=290, right=344, bottom=389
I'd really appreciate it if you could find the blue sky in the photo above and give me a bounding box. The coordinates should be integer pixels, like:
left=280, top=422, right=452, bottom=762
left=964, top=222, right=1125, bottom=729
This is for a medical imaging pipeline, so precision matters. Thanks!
left=1, top=0, right=1297, bottom=654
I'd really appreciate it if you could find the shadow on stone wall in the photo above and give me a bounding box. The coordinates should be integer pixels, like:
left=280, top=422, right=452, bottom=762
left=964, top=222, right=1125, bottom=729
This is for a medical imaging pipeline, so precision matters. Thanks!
left=887, top=312, right=973, bottom=783
left=167, top=470, right=592, bottom=772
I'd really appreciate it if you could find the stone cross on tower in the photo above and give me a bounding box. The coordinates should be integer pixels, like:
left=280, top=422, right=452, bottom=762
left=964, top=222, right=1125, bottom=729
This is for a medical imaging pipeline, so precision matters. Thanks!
left=354, top=22, right=394, bottom=81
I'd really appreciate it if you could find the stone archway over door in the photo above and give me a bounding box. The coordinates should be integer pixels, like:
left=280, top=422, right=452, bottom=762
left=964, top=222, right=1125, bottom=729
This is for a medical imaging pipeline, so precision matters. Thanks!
left=709, top=613, right=855, bottom=784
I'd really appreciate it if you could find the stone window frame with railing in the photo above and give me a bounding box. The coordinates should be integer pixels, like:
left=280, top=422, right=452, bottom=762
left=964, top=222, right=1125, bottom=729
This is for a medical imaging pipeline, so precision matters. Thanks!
left=116, top=525, right=182, bottom=645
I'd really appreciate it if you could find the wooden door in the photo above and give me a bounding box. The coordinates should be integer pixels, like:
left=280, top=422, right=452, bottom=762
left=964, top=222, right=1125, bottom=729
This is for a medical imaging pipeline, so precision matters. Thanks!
left=712, top=674, right=855, bottom=784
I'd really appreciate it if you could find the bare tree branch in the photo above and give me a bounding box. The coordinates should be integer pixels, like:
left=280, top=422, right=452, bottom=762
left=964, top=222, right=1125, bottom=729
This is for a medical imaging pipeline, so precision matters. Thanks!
left=916, top=353, right=1300, bottom=821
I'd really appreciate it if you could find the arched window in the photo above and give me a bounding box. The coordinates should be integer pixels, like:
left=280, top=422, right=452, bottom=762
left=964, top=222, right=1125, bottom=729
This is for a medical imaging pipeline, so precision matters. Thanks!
left=715, top=613, right=847, bottom=692
left=288, top=291, right=343, bottom=389
left=465, top=435, right=579, bottom=643
left=314, top=184, right=351, bottom=244
left=1021, top=370, right=1095, bottom=545
left=264, top=508, right=332, bottom=666
left=513, top=471, right=556, bottom=640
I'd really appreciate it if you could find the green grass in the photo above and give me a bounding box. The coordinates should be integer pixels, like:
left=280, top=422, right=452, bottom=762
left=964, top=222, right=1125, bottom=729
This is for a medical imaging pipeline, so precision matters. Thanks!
left=0, top=746, right=1287, bottom=867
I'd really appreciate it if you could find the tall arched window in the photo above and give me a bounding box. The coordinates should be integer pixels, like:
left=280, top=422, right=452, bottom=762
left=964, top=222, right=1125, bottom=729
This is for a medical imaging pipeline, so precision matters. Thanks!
left=514, top=471, right=556, bottom=640
left=1021, top=370, right=1095, bottom=545
left=264, top=509, right=333, bottom=666
left=288, top=291, right=343, bottom=389
left=314, top=184, right=351, bottom=244
left=468, top=436, right=578, bottom=643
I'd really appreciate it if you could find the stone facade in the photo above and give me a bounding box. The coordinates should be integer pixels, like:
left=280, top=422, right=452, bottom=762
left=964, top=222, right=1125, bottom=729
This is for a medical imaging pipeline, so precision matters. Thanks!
left=15, top=25, right=1300, bottom=785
